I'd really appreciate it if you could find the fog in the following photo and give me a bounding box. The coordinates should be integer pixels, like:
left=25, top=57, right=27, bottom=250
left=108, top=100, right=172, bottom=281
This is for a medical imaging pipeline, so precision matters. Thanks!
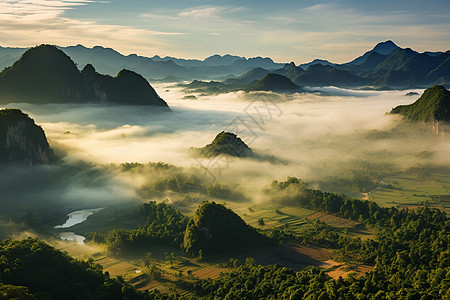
left=1, top=85, right=449, bottom=226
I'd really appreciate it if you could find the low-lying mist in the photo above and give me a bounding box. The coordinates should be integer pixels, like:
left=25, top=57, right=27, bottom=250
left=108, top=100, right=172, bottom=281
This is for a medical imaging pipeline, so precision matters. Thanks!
left=2, top=85, right=449, bottom=225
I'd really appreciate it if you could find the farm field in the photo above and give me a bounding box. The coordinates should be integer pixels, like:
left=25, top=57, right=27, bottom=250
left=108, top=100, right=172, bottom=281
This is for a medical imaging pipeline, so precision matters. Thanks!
left=227, top=202, right=314, bottom=230
left=369, top=171, right=450, bottom=213
left=306, top=212, right=360, bottom=228
left=51, top=198, right=378, bottom=296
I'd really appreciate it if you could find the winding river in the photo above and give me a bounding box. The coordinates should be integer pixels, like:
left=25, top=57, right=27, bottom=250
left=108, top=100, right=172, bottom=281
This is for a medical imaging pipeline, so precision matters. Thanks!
left=54, top=208, right=104, bottom=244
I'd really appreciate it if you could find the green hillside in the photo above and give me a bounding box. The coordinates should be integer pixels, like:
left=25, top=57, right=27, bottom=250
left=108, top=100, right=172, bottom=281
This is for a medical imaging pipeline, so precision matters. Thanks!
left=192, top=131, right=255, bottom=158
left=390, top=85, right=450, bottom=122
left=183, top=201, right=270, bottom=256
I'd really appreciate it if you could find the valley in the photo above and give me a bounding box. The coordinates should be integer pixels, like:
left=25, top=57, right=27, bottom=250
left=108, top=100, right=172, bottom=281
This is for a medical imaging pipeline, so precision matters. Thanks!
left=0, top=39, right=448, bottom=299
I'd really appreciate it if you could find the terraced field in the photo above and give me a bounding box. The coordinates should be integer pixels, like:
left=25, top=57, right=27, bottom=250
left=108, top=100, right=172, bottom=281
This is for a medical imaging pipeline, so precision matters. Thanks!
left=306, top=212, right=360, bottom=228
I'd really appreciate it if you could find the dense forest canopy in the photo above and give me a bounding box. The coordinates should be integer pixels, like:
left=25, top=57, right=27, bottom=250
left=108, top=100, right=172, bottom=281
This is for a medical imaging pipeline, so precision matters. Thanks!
left=0, top=238, right=164, bottom=299
left=86, top=201, right=188, bottom=254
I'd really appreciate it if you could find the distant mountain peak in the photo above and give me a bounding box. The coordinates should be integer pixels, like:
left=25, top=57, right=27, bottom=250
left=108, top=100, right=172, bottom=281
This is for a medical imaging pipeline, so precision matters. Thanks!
left=372, top=40, right=400, bottom=55
left=299, top=59, right=335, bottom=69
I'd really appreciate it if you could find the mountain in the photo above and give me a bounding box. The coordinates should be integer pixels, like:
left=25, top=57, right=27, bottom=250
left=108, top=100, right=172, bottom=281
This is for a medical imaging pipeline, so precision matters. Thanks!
left=299, top=59, right=335, bottom=69
left=249, top=73, right=301, bottom=91
left=0, top=45, right=168, bottom=107
left=0, top=109, right=54, bottom=166
left=3, top=41, right=449, bottom=89
left=182, top=80, right=232, bottom=95
left=182, top=41, right=450, bottom=92
left=372, top=40, right=400, bottom=55
left=152, top=53, right=282, bottom=70
left=345, top=40, right=401, bottom=66
left=80, top=64, right=167, bottom=105
left=183, top=201, right=270, bottom=256
left=273, top=62, right=304, bottom=79
left=62, top=44, right=187, bottom=80
left=203, top=54, right=243, bottom=66
left=343, top=51, right=389, bottom=73
left=294, top=64, right=367, bottom=87
left=223, top=67, right=271, bottom=85
left=152, top=54, right=243, bottom=67
left=369, top=49, right=450, bottom=88
left=0, top=46, right=26, bottom=71
left=0, top=45, right=82, bottom=103
left=62, top=46, right=284, bottom=80
left=0, top=45, right=286, bottom=81
left=425, top=57, right=450, bottom=84
left=373, top=48, right=419, bottom=72
left=191, top=131, right=255, bottom=158
left=391, top=85, right=450, bottom=122
left=390, top=85, right=450, bottom=134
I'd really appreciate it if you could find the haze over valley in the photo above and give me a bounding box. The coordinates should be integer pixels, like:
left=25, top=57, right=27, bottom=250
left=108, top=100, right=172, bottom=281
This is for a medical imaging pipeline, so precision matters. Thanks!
left=0, top=0, right=449, bottom=298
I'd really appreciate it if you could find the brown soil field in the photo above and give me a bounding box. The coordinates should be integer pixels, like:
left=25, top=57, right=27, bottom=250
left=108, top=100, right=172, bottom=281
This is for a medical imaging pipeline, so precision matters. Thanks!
left=193, top=266, right=230, bottom=279
left=327, top=264, right=374, bottom=279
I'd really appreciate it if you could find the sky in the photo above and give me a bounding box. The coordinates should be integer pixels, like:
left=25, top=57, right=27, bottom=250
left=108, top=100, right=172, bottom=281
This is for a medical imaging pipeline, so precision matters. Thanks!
left=0, top=0, right=449, bottom=64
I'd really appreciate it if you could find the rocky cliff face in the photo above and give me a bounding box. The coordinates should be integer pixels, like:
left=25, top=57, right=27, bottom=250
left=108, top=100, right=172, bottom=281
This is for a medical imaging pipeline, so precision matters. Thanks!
left=0, top=109, right=53, bottom=166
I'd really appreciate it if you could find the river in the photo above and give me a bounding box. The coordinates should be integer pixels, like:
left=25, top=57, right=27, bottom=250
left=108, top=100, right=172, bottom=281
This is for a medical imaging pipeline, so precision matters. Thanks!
left=54, top=208, right=104, bottom=244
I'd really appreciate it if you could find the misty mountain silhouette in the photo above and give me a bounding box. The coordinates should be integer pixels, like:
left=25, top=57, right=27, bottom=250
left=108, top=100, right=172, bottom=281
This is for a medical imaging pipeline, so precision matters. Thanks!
left=1, top=41, right=449, bottom=90
left=191, top=131, right=255, bottom=158
left=182, top=41, right=450, bottom=93
left=0, top=109, right=54, bottom=166
left=345, top=40, right=400, bottom=66
left=249, top=73, right=301, bottom=91
left=0, top=45, right=169, bottom=107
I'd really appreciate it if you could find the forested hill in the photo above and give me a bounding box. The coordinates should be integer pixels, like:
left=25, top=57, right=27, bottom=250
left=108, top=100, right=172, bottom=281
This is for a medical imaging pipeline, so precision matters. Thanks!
left=391, top=85, right=450, bottom=122
left=86, top=200, right=270, bottom=257
left=183, top=201, right=270, bottom=256
left=191, top=131, right=255, bottom=158
left=0, top=45, right=169, bottom=107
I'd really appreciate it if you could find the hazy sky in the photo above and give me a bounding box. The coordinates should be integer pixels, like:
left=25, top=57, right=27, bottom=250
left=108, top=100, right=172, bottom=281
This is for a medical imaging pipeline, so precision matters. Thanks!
left=0, top=0, right=449, bottom=63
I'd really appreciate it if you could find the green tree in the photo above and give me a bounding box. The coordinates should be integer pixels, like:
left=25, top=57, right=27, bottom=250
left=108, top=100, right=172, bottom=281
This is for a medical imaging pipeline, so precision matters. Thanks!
left=258, top=217, right=265, bottom=228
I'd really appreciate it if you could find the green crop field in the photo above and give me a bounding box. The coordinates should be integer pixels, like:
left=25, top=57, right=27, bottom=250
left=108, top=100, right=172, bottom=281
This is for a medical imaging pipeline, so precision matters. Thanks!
left=369, top=171, right=450, bottom=213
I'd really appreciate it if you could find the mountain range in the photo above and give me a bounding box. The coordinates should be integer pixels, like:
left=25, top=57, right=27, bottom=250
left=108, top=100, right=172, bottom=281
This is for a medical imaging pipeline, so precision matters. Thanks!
left=0, top=45, right=283, bottom=82
left=0, top=41, right=449, bottom=91
left=180, top=40, right=450, bottom=93
left=0, top=45, right=168, bottom=106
